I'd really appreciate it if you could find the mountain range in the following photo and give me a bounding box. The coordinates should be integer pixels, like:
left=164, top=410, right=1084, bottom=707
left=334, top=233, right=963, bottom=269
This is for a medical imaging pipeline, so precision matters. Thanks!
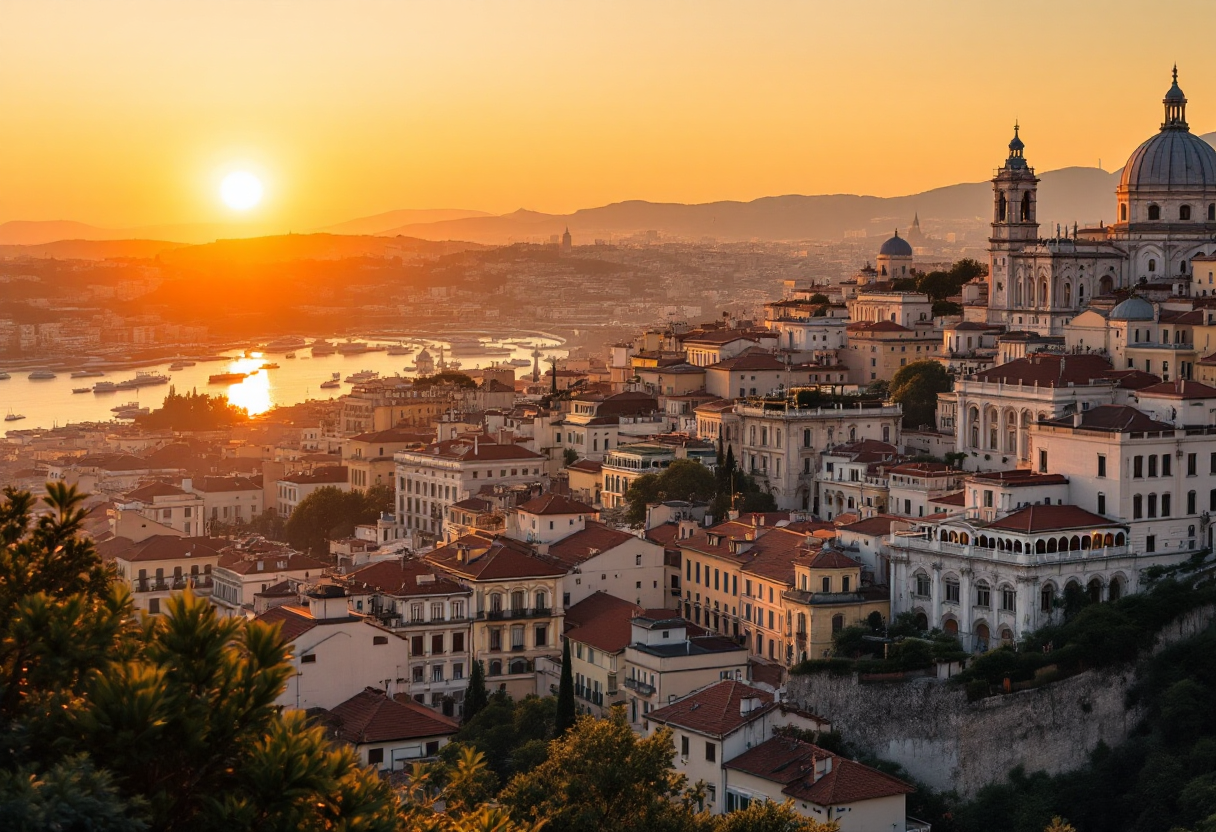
left=2, top=132, right=1213, bottom=251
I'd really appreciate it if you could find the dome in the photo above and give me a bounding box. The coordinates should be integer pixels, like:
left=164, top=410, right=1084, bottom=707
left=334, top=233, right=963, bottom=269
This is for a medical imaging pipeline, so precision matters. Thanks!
left=1120, top=129, right=1216, bottom=190
left=1108, top=297, right=1155, bottom=321
left=878, top=231, right=913, bottom=257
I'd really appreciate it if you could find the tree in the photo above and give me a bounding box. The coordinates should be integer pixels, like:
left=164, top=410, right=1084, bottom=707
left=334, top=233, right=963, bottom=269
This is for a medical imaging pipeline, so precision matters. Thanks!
left=464, top=660, right=488, bottom=724
left=623, top=459, right=717, bottom=525
left=283, top=485, right=389, bottom=557
left=808, top=293, right=829, bottom=305
left=710, top=799, right=837, bottom=832
left=135, top=387, right=247, bottom=431
left=500, top=709, right=699, bottom=832
left=890, top=361, right=952, bottom=430
left=0, top=485, right=399, bottom=831
left=398, top=748, right=542, bottom=832
left=555, top=638, right=576, bottom=735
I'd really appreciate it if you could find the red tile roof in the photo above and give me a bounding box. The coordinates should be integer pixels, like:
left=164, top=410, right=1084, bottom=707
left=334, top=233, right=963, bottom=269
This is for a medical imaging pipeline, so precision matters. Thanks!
left=124, top=481, right=191, bottom=501
left=566, top=459, right=603, bottom=474
left=970, top=354, right=1117, bottom=389
left=426, top=534, right=567, bottom=581
left=517, top=493, right=595, bottom=516
left=1042, top=405, right=1172, bottom=433
left=647, top=680, right=775, bottom=737
left=804, top=548, right=861, bottom=569
left=328, top=687, right=458, bottom=744
left=563, top=591, right=644, bottom=654
left=1138, top=379, right=1216, bottom=399
left=219, top=553, right=328, bottom=575
left=986, top=504, right=1119, bottom=533
left=114, top=535, right=224, bottom=564
left=190, top=476, right=261, bottom=493
left=280, top=466, right=349, bottom=485
left=342, top=559, right=469, bottom=597
left=846, top=321, right=913, bottom=333
left=932, top=491, right=965, bottom=506
left=726, top=736, right=914, bottom=806
left=837, top=516, right=903, bottom=537
left=968, top=470, right=1069, bottom=487
left=256, top=604, right=319, bottom=641
left=546, top=522, right=638, bottom=567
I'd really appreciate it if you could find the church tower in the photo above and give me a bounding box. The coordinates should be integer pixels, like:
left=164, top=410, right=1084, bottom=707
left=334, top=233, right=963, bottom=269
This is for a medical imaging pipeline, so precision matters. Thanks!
left=989, top=124, right=1040, bottom=322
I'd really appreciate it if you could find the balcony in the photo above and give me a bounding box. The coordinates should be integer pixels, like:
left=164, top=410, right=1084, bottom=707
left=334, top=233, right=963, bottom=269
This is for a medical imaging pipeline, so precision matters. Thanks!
left=575, top=685, right=604, bottom=707
left=477, top=606, right=552, bottom=620
left=133, top=576, right=213, bottom=593
left=623, top=677, right=655, bottom=696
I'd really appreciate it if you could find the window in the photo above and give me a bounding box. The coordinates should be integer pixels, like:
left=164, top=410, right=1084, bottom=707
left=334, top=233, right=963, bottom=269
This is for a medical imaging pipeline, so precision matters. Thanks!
left=1189, top=491, right=1198, bottom=514
left=1148, top=493, right=1158, bottom=518
left=1097, top=454, right=1106, bottom=477
left=411, top=635, right=424, bottom=655
left=367, top=748, right=384, bottom=765
left=1189, top=453, right=1198, bottom=476
left=681, top=736, right=689, bottom=757
left=915, top=573, right=931, bottom=597
left=453, top=663, right=464, bottom=680
left=301, top=653, right=316, bottom=664
left=1149, top=455, right=1158, bottom=477
left=1038, top=449, right=1047, bottom=474
left=1097, top=492, right=1106, bottom=515
left=831, top=614, right=844, bottom=633
left=1162, top=493, right=1171, bottom=517
left=1001, top=588, right=1016, bottom=612
left=1040, top=586, right=1054, bottom=613
left=1134, top=494, right=1143, bottom=519
left=983, top=489, right=993, bottom=508
left=945, top=580, right=960, bottom=603
left=535, top=624, right=547, bottom=646
left=432, top=634, right=444, bottom=654
left=705, top=742, right=716, bottom=763
left=1148, top=205, right=1160, bottom=221
left=1163, top=455, right=1172, bottom=477
left=1180, top=204, right=1192, bottom=220
left=432, top=665, right=444, bottom=682
left=1146, top=535, right=1156, bottom=553
left=842, top=576, right=851, bottom=592
left=453, top=632, right=465, bottom=652
left=821, top=577, right=831, bottom=592
left=373, top=636, right=388, bottom=646
left=1134, top=456, right=1144, bottom=478
left=976, top=583, right=991, bottom=608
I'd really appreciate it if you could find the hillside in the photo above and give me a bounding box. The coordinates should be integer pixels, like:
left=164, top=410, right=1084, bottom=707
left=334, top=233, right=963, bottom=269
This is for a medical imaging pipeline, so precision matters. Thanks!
left=316, top=208, right=491, bottom=236
left=155, top=233, right=482, bottom=267
left=0, top=238, right=189, bottom=259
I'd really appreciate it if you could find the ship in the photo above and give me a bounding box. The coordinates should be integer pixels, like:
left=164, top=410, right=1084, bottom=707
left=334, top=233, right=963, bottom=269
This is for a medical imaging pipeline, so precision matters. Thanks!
left=111, top=401, right=142, bottom=413
left=263, top=336, right=307, bottom=353
left=72, top=386, right=91, bottom=394
left=310, top=340, right=337, bottom=355
left=113, top=406, right=149, bottom=419
left=506, top=358, right=531, bottom=367
left=70, top=369, right=106, bottom=378
left=27, top=370, right=56, bottom=380
left=260, top=362, right=280, bottom=370
left=0, top=373, right=10, bottom=380
left=386, top=343, right=413, bottom=355
left=344, top=370, right=379, bottom=384
left=113, top=371, right=170, bottom=390
left=445, top=338, right=485, bottom=356
left=320, top=379, right=341, bottom=389
left=5, top=410, right=24, bottom=422
left=92, top=381, right=118, bottom=393
left=168, top=360, right=196, bottom=370
left=337, top=340, right=370, bottom=355
left=285, top=352, right=296, bottom=359
left=209, top=372, right=249, bottom=384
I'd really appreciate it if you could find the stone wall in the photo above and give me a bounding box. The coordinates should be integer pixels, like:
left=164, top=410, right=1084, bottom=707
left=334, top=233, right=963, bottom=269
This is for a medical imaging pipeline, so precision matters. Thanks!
left=785, top=603, right=1216, bottom=798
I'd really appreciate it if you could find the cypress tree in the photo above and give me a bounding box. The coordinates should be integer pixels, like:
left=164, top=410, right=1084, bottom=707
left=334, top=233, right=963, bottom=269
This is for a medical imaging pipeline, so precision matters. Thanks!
left=555, top=637, right=576, bottom=735
left=464, top=659, right=489, bottom=724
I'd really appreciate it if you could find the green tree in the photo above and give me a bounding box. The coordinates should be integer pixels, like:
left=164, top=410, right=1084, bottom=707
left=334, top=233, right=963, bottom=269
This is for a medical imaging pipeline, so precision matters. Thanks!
left=710, top=799, right=837, bottom=832
left=623, top=459, right=717, bottom=525
left=890, top=360, right=952, bottom=430
left=136, top=387, right=247, bottom=431
left=808, top=293, right=829, bottom=305
left=555, top=638, right=576, bottom=735
left=283, top=485, right=389, bottom=557
left=463, top=660, right=488, bottom=725
left=500, top=709, right=699, bottom=832
left=0, top=485, right=399, bottom=831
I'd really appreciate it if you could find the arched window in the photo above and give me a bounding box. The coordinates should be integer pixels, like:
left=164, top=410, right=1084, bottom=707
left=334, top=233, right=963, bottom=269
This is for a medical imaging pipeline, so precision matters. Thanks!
left=1120, top=203, right=1128, bottom=222
left=1099, top=275, right=1113, bottom=295
left=534, top=590, right=547, bottom=611
left=1021, top=192, right=1032, bottom=221
left=490, top=593, right=503, bottom=613
left=489, top=659, right=503, bottom=676
left=1148, top=204, right=1161, bottom=221
left=1209, top=203, right=1216, bottom=221
left=998, top=191, right=1007, bottom=222
left=1087, top=578, right=1103, bottom=604
left=1109, top=577, right=1122, bottom=601
left=1040, top=584, right=1055, bottom=613
left=1149, top=258, right=1157, bottom=272
left=1063, top=282, right=1072, bottom=306
left=511, top=590, right=526, bottom=612
left=1180, top=205, right=1192, bottom=221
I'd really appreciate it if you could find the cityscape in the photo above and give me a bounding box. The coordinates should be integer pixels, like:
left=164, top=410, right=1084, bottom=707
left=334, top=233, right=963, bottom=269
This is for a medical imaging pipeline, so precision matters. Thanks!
left=2, top=4, right=1216, bottom=832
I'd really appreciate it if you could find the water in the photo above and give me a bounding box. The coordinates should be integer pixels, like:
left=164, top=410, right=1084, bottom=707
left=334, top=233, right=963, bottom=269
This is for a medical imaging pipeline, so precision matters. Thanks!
left=0, top=337, right=565, bottom=431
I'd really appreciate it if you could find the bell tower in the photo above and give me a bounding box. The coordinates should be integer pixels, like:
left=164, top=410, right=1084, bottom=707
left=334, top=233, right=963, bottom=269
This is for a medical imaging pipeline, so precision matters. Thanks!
left=989, top=124, right=1040, bottom=320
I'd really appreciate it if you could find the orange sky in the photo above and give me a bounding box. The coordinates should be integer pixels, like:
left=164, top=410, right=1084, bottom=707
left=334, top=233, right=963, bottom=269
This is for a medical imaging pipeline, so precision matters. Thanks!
left=1, top=0, right=1213, bottom=232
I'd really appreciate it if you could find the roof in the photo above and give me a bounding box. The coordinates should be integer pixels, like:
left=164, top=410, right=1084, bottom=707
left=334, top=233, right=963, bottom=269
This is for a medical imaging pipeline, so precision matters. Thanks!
left=114, top=535, right=223, bottom=564
left=256, top=604, right=319, bottom=641
left=565, top=459, right=603, bottom=474
left=986, top=503, right=1119, bottom=533
left=563, top=592, right=644, bottom=654
left=348, top=428, right=433, bottom=444
left=280, top=466, right=349, bottom=485
left=343, top=559, right=469, bottom=597
left=970, top=354, right=1117, bottom=389
left=1108, top=296, right=1155, bottom=321
left=878, top=231, right=913, bottom=257
left=804, top=548, right=862, bottom=569
left=837, top=516, right=903, bottom=537
left=725, top=737, right=915, bottom=806
left=1041, top=404, right=1173, bottom=433
left=450, top=497, right=494, bottom=512
left=845, top=320, right=913, bottom=334
left=402, top=439, right=545, bottom=463
left=1138, top=379, right=1216, bottom=399
left=190, top=476, right=261, bottom=493
left=516, top=493, right=595, bottom=516
left=328, top=687, right=459, bottom=744
left=647, top=680, right=775, bottom=737
left=546, top=522, right=639, bottom=568
left=968, top=470, right=1069, bottom=487
left=708, top=350, right=790, bottom=372
left=426, top=534, right=567, bottom=581
left=219, top=553, right=328, bottom=575
left=124, top=481, right=191, bottom=501
left=1121, top=121, right=1216, bottom=191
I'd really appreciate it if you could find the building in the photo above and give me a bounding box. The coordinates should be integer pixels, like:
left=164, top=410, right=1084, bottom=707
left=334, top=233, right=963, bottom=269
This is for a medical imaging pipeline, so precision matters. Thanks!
left=783, top=547, right=890, bottom=662
left=211, top=546, right=328, bottom=618
left=325, top=687, right=459, bottom=771
left=106, top=535, right=222, bottom=615
left=111, top=481, right=206, bottom=538
left=343, top=428, right=428, bottom=492
left=276, top=466, right=350, bottom=517
left=600, top=441, right=715, bottom=510
left=843, top=321, right=942, bottom=385
left=187, top=476, right=263, bottom=532
left=986, top=72, right=1216, bottom=336
left=541, top=591, right=647, bottom=718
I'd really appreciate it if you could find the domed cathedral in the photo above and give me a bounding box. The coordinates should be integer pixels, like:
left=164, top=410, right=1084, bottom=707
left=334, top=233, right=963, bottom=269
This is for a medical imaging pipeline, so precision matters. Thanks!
left=987, top=68, right=1216, bottom=335
left=876, top=229, right=914, bottom=277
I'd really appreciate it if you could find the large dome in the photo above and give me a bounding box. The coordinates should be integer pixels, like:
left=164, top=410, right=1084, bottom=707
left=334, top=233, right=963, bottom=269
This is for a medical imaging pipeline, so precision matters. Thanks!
left=878, top=231, right=913, bottom=257
left=1108, top=297, right=1155, bottom=321
left=1120, top=129, right=1216, bottom=191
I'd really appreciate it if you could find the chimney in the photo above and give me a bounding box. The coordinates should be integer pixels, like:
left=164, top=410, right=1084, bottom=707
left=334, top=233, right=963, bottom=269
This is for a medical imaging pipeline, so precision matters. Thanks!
left=182, top=477, right=192, bottom=491
left=1072, top=412, right=1083, bottom=427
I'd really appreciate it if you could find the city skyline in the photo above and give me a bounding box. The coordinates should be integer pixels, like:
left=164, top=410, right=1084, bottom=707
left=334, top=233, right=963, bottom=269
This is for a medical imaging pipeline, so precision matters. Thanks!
left=3, top=0, right=1214, bottom=233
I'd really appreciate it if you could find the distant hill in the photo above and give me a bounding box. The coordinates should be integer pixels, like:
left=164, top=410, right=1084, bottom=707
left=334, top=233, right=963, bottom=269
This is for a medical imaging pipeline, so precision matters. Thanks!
left=0, top=220, right=119, bottom=245
left=157, top=233, right=481, bottom=267
left=0, top=238, right=188, bottom=260
left=317, top=208, right=491, bottom=236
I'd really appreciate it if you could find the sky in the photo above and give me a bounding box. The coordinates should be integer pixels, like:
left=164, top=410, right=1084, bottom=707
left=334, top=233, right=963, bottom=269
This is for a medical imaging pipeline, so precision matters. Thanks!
left=2, top=0, right=1214, bottom=232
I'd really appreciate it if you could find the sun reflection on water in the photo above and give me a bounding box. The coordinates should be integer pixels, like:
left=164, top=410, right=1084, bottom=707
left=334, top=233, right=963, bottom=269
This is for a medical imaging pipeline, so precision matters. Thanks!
left=220, top=357, right=273, bottom=416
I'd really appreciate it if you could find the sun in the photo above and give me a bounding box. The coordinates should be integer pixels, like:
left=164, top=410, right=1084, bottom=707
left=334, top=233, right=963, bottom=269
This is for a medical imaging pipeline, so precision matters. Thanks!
left=220, top=171, right=263, bottom=211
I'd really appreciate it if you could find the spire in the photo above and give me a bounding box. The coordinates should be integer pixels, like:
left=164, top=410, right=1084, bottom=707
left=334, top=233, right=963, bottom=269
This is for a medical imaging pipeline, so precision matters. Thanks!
left=1163, top=65, right=1188, bottom=129
left=1004, top=122, right=1028, bottom=170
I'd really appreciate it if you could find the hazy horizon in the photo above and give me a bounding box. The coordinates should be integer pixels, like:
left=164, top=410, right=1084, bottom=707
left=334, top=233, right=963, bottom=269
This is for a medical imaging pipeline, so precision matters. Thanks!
left=3, top=0, right=1214, bottom=232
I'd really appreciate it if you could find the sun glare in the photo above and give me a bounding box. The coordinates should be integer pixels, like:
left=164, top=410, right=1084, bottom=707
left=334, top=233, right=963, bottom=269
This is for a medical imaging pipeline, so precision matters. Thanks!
left=220, top=171, right=263, bottom=210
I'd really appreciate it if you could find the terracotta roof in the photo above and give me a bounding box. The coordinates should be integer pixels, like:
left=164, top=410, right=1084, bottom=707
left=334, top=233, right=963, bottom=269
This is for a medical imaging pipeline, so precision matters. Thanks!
left=968, top=470, right=1069, bottom=487
left=219, top=553, right=328, bottom=575
left=546, top=522, right=638, bottom=567
left=256, top=604, right=319, bottom=641
left=516, top=493, right=595, bottom=516
left=804, top=548, right=861, bottom=569
left=647, top=680, right=775, bottom=737
left=566, top=459, right=603, bottom=474
left=1041, top=405, right=1172, bottom=433
left=1138, top=379, right=1216, bottom=399
left=986, top=504, right=1119, bottom=533
left=1102, top=369, right=1163, bottom=390
left=124, top=481, right=191, bottom=501
left=970, top=354, right=1117, bottom=388
left=846, top=321, right=912, bottom=333
left=402, top=439, right=545, bottom=463
left=644, top=522, right=681, bottom=547
left=349, top=428, right=432, bottom=443
left=837, top=516, right=902, bottom=537
left=931, top=491, right=966, bottom=506
left=114, top=535, right=223, bottom=564
left=563, top=592, right=644, bottom=654
left=426, top=534, right=567, bottom=581
left=328, top=687, right=458, bottom=744
left=280, top=466, right=349, bottom=485
left=708, top=351, right=789, bottom=372
left=190, top=476, right=261, bottom=493
left=886, top=462, right=955, bottom=476
left=726, top=737, right=914, bottom=806
left=343, top=559, right=469, bottom=597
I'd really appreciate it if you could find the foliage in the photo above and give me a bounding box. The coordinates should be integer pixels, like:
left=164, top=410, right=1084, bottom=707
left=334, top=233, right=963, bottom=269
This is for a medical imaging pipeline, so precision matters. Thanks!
left=556, top=638, right=576, bottom=735
left=136, top=387, right=247, bottom=431
left=463, top=660, right=488, bottom=724
left=563, top=448, right=579, bottom=466
left=283, top=483, right=393, bottom=557
left=413, top=372, right=477, bottom=390
left=500, top=708, right=702, bottom=832
left=623, top=458, right=718, bottom=525
left=807, top=293, right=829, bottom=305
left=708, top=449, right=777, bottom=521
left=914, top=259, right=988, bottom=302
left=441, top=692, right=556, bottom=787
left=0, top=484, right=398, bottom=831
left=890, top=360, right=952, bottom=430
left=398, top=748, right=541, bottom=832
left=708, top=798, right=836, bottom=832
left=932, top=300, right=963, bottom=317
left=795, top=612, right=964, bottom=676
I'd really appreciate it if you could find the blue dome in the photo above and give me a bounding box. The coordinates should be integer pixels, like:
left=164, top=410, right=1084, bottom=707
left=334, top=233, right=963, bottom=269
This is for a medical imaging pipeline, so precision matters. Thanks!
left=879, top=232, right=913, bottom=257
left=1108, top=297, right=1154, bottom=321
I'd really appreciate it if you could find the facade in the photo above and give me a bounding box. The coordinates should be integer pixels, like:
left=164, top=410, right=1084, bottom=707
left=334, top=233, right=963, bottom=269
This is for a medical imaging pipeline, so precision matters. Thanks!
left=276, top=466, right=350, bottom=517
left=211, top=548, right=327, bottom=618
left=843, top=321, right=942, bottom=384
left=188, top=476, right=263, bottom=532
left=326, top=687, right=458, bottom=771
left=108, top=535, right=221, bottom=615
left=343, top=428, right=428, bottom=492
left=112, top=481, right=205, bottom=537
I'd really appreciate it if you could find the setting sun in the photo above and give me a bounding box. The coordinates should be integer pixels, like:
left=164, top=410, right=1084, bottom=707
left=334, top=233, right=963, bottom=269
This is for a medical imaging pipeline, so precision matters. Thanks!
left=220, top=171, right=263, bottom=211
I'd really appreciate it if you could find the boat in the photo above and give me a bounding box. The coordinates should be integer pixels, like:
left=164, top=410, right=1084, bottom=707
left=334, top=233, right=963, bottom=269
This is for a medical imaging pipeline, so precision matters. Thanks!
left=320, top=379, right=341, bottom=389
left=285, top=352, right=296, bottom=359
left=506, top=358, right=531, bottom=367
left=0, top=373, right=10, bottom=380
left=263, top=336, right=307, bottom=352
left=113, top=406, right=149, bottom=419
left=27, top=370, right=56, bottom=380
left=386, top=343, right=413, bottom=355
left=5, top=410, right=24, bottom=422
left=337, top=340, right=370, bottom=355
left=113, top=371, right=170, bottom=390
left=310, top=341, right=337, bottom=356
left=445, top=338, right=486, bottom=356
left=260, top=362, right=280, bottom=370
left=111, top=401, right=142, bottom=413
left=92, top=381, right=118, bottom=393
left=209, top=372, right=249, bottom=384
left=70, top=370, right=106, bottom=378
left=168, top=359, right=196, bottom=369
left=344, top=370, right=379, bottom=384
left=72, top=387, right=91, bottom=394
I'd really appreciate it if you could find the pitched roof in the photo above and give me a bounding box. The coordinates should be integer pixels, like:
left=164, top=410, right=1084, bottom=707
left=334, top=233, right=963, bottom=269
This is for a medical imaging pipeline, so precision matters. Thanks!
left=1041, top=405, right=1172, bottom=433
left=190, top=476, right=261, bottom=493
left=280, top=466, right=349, bottom=485
left=563, top=592, right=644, bottom=654
left=804, top=548, right=862, bottom=569
left=402, top=439, right=545, bottom=463
left=516, top=493, right=595, bottom=516
left=256, top=604, right=319, bottom=641
left=647, top=680, right=775, bottom=737
left=426, top=534, right=567, bottom=581
left=837, top=515, right=903, bottom=537
left=968, top=470, right=1069, bottom=487
left=343, top=559, right=469, bottom=597
left=219, top=553, right=328, bottom=575
left=986, top=503, right=1119, bottom=533
left=328, top=687, right=458, bottom=744
left=726, top=737, right=914, bottom=806
left=546, top=522, right=638, bottom=567
left=566, top=459, right=603, bottom=474
left=845, top=320, right=913, bottom=333
left=124, top=481, right=191, bottom=501
left=116, top=535, right=223, bottom=563
left=970, top=354, right=1116, bottom=388
left=1137, top=379, right=1216, bottom=399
